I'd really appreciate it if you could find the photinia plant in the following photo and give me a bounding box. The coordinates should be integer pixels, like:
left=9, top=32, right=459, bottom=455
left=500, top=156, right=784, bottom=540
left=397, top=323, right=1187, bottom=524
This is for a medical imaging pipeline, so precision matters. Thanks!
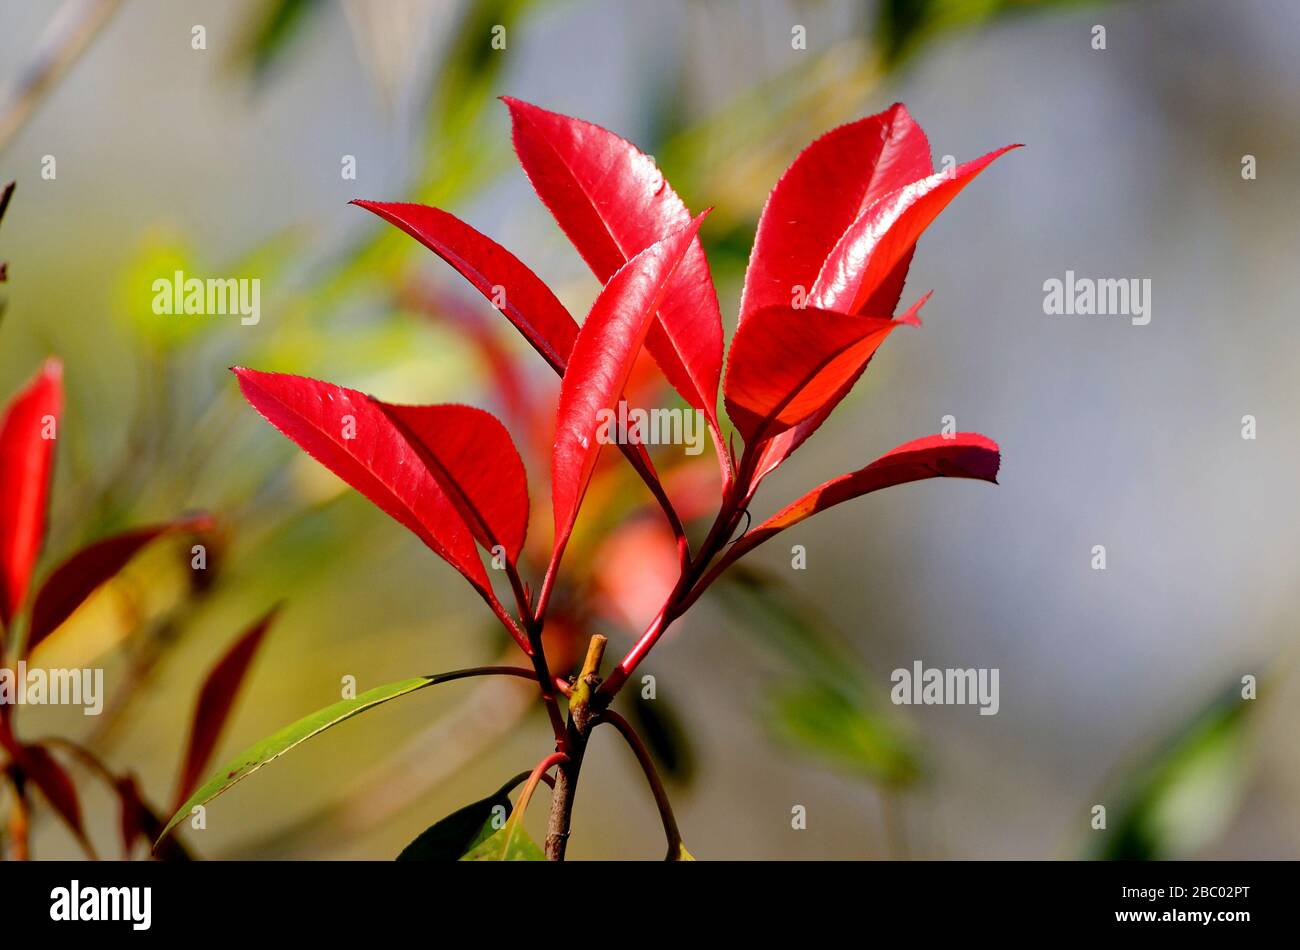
left=163, top=99, right=1014, bottom=860
left=0, top=351, right=277, bottom=859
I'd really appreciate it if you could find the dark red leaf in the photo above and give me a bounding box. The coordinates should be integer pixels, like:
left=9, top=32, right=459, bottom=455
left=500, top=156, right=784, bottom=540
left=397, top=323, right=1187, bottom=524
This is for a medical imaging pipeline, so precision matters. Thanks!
left=725, top=433, right=1000, bottom=567
left=353, top=201, right=579, bottom=373
left=723, top=303, right=922, bottom=449
left=0, top=358, right=62, bottom=631
left=173, top=608, right=278, bottom=810
left=739, top=103, right=931, bottom=327
left=15, top=743, right=94, bottom=857
left=811, top=145, right=1020, bottom=314
left=504, top=97, right=724, bottom=428
left=232, top=368, right=496, bottom=604
left=0, top=180, right=13, bottom=282
left=375, top=403, right=529, bottom=565
left=551, top=214, right=706, bottom=561
left=25, top=514, right=215, bottom=658
left=115, top=774, right=188, bottom=860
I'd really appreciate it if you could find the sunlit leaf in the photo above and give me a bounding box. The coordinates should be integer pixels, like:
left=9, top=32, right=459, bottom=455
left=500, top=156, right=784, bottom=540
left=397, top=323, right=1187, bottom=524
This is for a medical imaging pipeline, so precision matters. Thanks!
left=353, top=201, right=578, bottom=373
left=26, top=515, right=215, bottom=659
left=551, top=216, right=705, bottom=562
left=376, top=402, right=530, bottom=565
left=723, top=433, right=1000, bottom=570
left=723, top=305, right=915, bottom=448
left=459, top=821, right=544, bottom=861
left=739, top=103, right=931, bottom=327
left=158, top=673, right=466, bottom=845
left=0, top=359, right=62, bottom=632
left=506, top=97, right=724, bottom=428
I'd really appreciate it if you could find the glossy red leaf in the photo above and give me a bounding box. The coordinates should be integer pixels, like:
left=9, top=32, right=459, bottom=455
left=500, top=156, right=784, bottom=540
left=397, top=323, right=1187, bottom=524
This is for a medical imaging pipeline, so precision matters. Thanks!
left=551, top=215, right=706, bottom=561
left=744, top=293, right=930, bottom=489
left=811, top=145, right=1020, bottom=314
left=725, top=433, right=1000, bottom=567
left=353, top=201, right=579, bottom=373
left=738, top=144, right=1017, bottom=490
left=723, top=303, right=921, bottom=449
left=739, top=103, right=931, bottom=327
left=0, top=358, right=62, bottom=631
left=505, top=97, right=723, bottom=427
left=375, top=402, right=529, bottom=565
left=15, top=743, right=94, bottom=857
left=232, top=368, right=495, bottom=604
left=173, top=608, right=278, bottom=810
left=25, top=514, right=215, bottom=659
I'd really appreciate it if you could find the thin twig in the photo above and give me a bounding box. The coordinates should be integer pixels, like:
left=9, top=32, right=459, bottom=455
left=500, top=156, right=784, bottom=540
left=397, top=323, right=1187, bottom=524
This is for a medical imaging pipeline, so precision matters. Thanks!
left=598, top=709, right=684, bottom=859
left=0, top=0, right=124, bottom=154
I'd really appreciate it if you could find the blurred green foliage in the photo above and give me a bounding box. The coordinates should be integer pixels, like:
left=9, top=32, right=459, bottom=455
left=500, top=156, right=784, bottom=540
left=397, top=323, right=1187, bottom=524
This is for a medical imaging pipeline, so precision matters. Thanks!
left=1093, top=685, right=1253, bottom=860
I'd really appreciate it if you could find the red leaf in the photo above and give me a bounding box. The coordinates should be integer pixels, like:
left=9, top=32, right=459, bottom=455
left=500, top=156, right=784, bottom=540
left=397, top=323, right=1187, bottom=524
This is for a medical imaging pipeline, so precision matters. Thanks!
left=232, top=368, right=495, bottom=603
left=0, top=180, right=14, bottom=282
left=15, top=743, right=94, bottom=857
left=0, top=358, right=62, bottom=630
left=353, top=201, right=579, bottom=373
left=374, top=403, right=529, bottom=565
left=116, top=774, right=188, bottom=860
left=173, top=608, right=277, bottom=810
left=739, top=103, right=931, bottom=327
left=25, top=514, right=215, bottom=658
left=725, top=433, right=1000, bottom=566
left=551, top=214, right=706, bottom=561
left=504, top=97, right=724, bottom=428
left=744, top=293, right=930, bottom=488
left=723, top=304, right=919, bottom=448
left=739, top=143, right=1017, bottom=490
left=811, top=145, right=1020, bottom=315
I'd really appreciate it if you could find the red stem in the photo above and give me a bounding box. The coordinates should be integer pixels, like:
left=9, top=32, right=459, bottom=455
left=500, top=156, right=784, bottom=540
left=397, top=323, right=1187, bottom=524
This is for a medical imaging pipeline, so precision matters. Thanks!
left=599, top=710, right=683, bottom=858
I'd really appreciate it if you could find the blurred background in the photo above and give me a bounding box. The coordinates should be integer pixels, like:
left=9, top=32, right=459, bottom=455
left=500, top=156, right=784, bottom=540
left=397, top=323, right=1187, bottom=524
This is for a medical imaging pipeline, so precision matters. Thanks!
left=2, top=0, right=1299, bottom=860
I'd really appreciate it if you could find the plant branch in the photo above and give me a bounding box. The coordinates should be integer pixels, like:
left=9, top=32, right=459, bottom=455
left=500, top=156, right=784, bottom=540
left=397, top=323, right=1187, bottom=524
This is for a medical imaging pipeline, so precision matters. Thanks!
left=0, top=0, right=123, bottom=154
left=598, top=709, right=684, bottom=859
left=504, top=750, right=567, bottom=856
left=544, top=634, right=607, bottom=860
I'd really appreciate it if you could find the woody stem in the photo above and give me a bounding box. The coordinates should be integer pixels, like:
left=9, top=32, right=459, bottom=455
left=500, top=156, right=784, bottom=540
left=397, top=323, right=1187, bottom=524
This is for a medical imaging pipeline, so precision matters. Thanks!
left=544, top=634, right=607, bottom=860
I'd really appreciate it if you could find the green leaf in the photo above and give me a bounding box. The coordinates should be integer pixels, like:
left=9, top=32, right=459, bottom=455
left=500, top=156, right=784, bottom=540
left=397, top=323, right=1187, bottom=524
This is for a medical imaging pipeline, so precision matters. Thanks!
left=230, top=0, right=323, bottom=81
left=158, top=674, right=455, bottom=845
left=396, top=772, right=526, bottom=861
left=717, top=567, right=922, bottom=786
left=459, top=822, right=544, bottom=861
left=875, top=0, right=1106, bottom=71
left=766, top=682, right=920, bottom=786
left=1094, top=685, right=1253, bottom=860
